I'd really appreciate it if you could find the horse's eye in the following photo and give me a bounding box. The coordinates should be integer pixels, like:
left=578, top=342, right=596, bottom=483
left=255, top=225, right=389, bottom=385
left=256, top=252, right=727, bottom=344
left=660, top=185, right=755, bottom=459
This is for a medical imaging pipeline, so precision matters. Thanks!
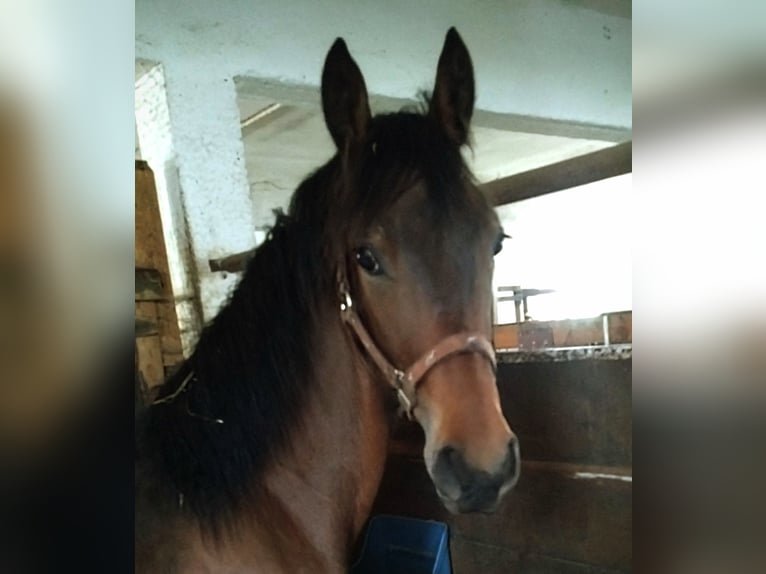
left=355, top=247, right=382, bottom=275
left=493, top=233, right=509, bottom=256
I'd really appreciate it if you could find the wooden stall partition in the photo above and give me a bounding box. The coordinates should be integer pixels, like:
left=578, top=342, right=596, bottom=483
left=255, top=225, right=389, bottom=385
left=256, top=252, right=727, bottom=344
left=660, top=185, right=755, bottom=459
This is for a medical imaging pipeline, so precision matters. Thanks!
left=135, top=160, right=184, bottom=397
left=371, top=357, right=632, bottom=573
left=494, top=311, right=632, bottom=350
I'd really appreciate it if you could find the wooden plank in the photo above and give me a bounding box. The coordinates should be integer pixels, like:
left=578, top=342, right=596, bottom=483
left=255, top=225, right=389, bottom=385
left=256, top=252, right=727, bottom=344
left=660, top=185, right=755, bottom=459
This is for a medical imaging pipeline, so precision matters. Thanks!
left=389, top=358, right=632, bottom=468
left=209, top=248, right=256, bottom=273
left=482, top=141, right=632, bottom=206
left=135, top=318, right=158, bottom=338
left=496, top=320, right=599, bottom=351
left=135, top=301, right=157, bottom=327
left=606, top=311, right=632, bottom=344
left=135, top=335, right=164, bottom=390
left=493, top=312, right=632, bottom=349
left=135, top=301, right=163, bottom=388
left=156, top=301, right=184, bottom=362
left=498, top=359, right=632, bottom=467
left=549, top=317, right=604, bottom=347
left=493, top=323, right=519, bottom=349
left=519, top=321, right=555, bottom=349
left=135, top=268, right=164, bottom=301
left=136, top=162, right=170, bottom=276
left=449, top=537, right=628, bottom=574
left=136, top=161, right=184, bottom=364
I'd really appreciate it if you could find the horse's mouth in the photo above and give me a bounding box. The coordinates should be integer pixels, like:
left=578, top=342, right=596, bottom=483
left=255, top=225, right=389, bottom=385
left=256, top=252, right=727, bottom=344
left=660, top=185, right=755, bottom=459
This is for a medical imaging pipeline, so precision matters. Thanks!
left=438, top=494, right=501, bottom=515
left=436, top=486, right=504, bottom=515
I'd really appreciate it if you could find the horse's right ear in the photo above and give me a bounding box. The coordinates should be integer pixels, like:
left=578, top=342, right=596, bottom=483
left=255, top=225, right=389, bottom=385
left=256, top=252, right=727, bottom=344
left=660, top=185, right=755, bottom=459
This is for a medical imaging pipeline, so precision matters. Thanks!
left=321, top=38, right=371, bottom=151
left=429, top=27, right=475, bottom=146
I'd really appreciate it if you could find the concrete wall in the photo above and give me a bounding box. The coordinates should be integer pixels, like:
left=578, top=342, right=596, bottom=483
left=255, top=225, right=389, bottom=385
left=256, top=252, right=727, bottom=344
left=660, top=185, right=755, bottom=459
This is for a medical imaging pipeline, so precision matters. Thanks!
left=137, top=0, right=631, bottom=128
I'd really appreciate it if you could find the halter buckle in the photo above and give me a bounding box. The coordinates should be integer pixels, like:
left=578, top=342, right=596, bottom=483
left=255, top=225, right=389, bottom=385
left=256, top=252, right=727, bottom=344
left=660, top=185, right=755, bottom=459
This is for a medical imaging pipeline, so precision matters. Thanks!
left=396, top=389, right=413, bottom=419
left=394, top=370, right=414, bottom=419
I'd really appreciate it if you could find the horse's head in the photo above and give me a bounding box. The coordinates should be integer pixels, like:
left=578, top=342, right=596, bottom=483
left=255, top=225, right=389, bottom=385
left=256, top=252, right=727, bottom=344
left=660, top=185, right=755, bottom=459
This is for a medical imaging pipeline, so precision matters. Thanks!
left=320, top=28, right=519, bottom=513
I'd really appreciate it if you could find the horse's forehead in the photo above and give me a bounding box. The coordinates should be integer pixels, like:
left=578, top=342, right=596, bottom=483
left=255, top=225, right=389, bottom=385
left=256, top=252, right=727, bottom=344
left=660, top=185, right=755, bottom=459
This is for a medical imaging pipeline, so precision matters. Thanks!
left=384, top=183, right=493, bottom=241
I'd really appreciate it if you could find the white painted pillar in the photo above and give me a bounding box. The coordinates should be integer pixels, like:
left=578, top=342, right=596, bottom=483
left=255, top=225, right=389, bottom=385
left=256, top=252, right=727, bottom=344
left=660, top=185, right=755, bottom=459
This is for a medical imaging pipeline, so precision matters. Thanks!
left=135, top=63, right=201, bottom=353
left=136, top=61, right=257, bottom=335
left=162, top=64, right=256, bottom=322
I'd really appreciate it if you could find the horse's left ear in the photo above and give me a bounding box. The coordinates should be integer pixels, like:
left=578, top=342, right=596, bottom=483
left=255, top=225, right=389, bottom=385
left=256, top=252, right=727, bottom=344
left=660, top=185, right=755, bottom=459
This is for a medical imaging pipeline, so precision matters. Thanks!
left=429, top=27, right=475, bottom=146
left=321, top=38, right=371, bottom=151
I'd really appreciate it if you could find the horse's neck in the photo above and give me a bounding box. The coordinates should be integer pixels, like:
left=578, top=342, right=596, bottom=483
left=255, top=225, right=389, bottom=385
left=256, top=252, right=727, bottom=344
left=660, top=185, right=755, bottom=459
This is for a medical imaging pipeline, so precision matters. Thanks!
left=251, top=304, right=391, bottom=571
left=268, top=307, right=390, bottom=566
left=144, top=303, right=392, bottom=574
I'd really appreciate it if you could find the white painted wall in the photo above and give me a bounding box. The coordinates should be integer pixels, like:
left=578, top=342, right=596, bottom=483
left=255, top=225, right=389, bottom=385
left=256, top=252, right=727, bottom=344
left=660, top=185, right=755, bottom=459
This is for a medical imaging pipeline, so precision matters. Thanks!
left=135, top=0, right=630, bottom=326
left=494, top=173, right=632, bottom=322
left=136, top=61, right=257, bottom=323
left=137, top=0, right=631, bottom=129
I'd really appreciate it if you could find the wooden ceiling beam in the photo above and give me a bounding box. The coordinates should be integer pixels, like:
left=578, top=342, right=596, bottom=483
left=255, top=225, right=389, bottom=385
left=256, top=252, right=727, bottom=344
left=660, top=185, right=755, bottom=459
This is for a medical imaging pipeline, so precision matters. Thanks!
left=481, top=141, right=632, bottom=206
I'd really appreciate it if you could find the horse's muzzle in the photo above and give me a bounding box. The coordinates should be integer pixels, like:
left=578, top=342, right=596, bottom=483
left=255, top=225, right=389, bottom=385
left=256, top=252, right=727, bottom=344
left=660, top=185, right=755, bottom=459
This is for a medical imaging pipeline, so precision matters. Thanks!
left=431, top=437, right=520, bottom=513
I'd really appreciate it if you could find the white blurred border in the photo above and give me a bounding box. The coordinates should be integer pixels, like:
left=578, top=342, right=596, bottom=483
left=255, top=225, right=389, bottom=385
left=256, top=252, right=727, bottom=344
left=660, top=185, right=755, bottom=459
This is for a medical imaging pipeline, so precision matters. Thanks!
left=0, top=0, right=135, bottom=362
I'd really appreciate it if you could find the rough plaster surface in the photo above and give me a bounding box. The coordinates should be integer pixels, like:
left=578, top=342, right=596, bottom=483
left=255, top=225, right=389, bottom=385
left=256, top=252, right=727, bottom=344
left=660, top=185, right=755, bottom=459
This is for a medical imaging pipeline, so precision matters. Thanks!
left=161, top=63, right=256, bottom=321
left=136, top=0, right=631, bottom=128
left=239, top=103, right=615, bottom=233
left=136, top=62, right=256, bottom=323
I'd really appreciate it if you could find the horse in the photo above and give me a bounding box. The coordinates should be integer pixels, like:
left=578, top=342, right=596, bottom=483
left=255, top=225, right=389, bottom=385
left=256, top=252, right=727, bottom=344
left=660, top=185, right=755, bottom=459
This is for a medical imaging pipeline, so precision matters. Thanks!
left=136, top=27, right=520, bottom=573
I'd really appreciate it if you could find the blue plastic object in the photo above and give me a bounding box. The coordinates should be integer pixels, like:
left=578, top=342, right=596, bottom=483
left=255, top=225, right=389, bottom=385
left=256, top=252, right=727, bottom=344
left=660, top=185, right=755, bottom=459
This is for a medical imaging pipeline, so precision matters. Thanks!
left=351, top=514, right=452, bottom=574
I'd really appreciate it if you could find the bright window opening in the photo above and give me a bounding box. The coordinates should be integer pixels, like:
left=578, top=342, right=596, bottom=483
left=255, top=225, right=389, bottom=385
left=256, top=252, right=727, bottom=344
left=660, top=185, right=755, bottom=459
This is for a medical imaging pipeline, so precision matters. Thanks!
left=493, top=173, right=631, bottom=324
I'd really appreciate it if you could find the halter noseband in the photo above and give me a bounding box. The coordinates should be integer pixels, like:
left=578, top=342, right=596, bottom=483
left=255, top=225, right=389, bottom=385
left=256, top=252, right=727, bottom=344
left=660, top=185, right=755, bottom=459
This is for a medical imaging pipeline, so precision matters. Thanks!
left=338, top=272, right=497, bottom=419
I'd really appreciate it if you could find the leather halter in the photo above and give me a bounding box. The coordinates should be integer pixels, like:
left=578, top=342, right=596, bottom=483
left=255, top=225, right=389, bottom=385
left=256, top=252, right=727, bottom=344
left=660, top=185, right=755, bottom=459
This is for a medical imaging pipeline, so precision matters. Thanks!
left=338, top=272, right=497, bottom=419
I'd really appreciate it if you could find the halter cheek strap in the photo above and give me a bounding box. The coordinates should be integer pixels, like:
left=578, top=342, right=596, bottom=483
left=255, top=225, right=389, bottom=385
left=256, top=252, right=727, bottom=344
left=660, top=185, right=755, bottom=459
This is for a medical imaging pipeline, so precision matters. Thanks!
left=338, top=276, right=497, bottom=419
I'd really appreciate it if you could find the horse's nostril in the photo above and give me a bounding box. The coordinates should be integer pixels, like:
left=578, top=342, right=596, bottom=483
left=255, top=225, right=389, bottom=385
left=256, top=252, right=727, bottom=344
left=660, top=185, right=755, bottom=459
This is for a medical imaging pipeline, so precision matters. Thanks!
left=436, top=446, right=472, bottom=489
left=445, top=447, right=462, bottom=471
left=432, top=442, right=519, bottom=513
left=441, top=445, right=457, bottom=460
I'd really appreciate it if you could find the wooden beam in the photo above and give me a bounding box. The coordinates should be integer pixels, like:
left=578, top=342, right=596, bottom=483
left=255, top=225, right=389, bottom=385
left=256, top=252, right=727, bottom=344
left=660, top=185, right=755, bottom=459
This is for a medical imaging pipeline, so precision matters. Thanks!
left=482, top=141, right=632, bottom=206
left=234, top=77, right=631, bottom=142
left=207, top=142, right=631, bottom=274
left=135, top=161, right=186, bottom=362
left=209, top=248, right=256, bottom=273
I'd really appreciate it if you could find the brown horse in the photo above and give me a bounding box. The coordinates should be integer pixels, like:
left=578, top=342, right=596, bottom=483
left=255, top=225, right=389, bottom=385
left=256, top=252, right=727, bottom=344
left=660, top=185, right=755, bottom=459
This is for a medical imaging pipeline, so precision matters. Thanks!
left=136, top=28, right=519, bottom=573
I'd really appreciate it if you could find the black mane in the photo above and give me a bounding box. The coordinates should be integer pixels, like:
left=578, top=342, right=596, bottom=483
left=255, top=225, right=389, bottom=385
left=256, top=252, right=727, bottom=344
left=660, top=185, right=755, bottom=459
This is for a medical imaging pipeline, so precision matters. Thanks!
left=136, top=111, right=475, bottom=533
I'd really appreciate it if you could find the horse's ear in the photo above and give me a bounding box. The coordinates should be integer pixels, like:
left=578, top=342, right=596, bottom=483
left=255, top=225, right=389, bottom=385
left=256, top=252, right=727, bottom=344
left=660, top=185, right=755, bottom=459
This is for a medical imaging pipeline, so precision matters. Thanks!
left=321, top=38, right=371, bottom=150
left=429, top=27, right=475, bottom=146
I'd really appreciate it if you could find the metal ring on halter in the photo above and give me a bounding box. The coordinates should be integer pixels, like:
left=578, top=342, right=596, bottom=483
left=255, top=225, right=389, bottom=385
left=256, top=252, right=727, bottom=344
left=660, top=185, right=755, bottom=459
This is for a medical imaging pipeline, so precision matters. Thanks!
left=393, top=369, right=414, bottom=418
left=340, top=290, right=353, bottom=312
left=397, top=389, right=414, bottom=419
